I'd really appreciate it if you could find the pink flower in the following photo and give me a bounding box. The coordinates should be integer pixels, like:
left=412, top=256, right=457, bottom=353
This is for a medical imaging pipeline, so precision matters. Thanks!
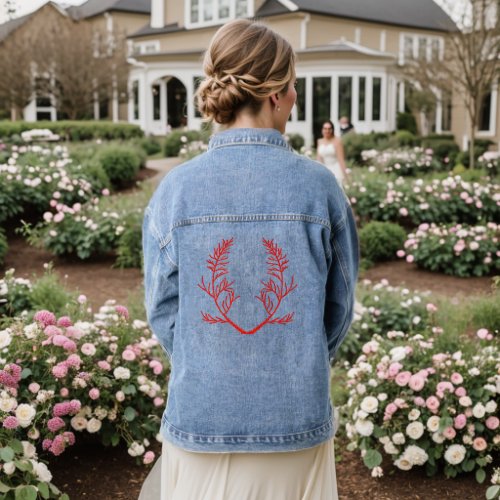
left=2, top=416, right=19, bottom=429
left=450, top=373, right=463, bottom=385
left=414, top=397, right=426, bottom=407
left=455, top=387, right=467, bottom=397
left=81, top=343, right=96, bottom=356
left=52, top=364, right=68, bottom=378
left=454, top=414, right=467, bottom=430
left=102, top=188, right=110, bottom=196
left=47, top=417, right=65, bottom=433
left=49, top=435, right=66, bottom=456
left=89, top=388, right=100, bottom=400
left=143, top=451, right=155, bottom=465
left=476, top=328, right=489, bottom=340
left=443, top=426, right=456, bottom=439
left=53, top=334, right=70, bottom=347
left=65, top=326, right=84, bottom=339
left=472, top=437, right=487, bottom=452
left=28, top=382, right=40, bottom=394
left=42, top=439, right=52, bottom=451
left=437, top=381, right=454, bottom=397
left=34, top=310, right=56, bottom=328
left=53, top=402, right=71, bottom=417
left=153, top=397, right=164, bottom=407
left=388, top=362, right=402, bottom=378
left=60, top=388, right=69, bottom=397
left=406, top=255, right=415, bottom=263
left=63, top=340, right=77, bottom=352
left=149, top=360, right=163, bottom=375
left=122, top=349, right=136, bottom=361
left=63, top=432, right=75, bottom=446
left=57, top=316, right=73, bottom=328
left=115, top=305, right=129, bottom=319
left=68, top=400, right=81, bottom=414
left=65, top=354, right=82, bottom=368
left=395, top=371, right=412, bottom=386
left=399, top=207, right=409, bottom=217
left=485, top=416, right=499, bottom=430
left=426, top=303, right=438, bottom=313
left=77, top=295, right=87, bottom=304
left=97, top=360, right=111, bottom=371
left=408, top=375, right=425, bottom=392
left=44, top=325, right=62, bottom=337
left=426, top=396, right=440, bottom=413
left=396, top=250, right=405, bottom=258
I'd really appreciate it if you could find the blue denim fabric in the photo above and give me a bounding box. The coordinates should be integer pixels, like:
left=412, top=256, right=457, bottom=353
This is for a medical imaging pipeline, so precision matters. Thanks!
left=143, top=128, right=359, bottom=452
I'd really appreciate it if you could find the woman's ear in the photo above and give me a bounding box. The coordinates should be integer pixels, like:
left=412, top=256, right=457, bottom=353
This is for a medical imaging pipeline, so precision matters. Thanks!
left=270, top=93, right=280, bottom=109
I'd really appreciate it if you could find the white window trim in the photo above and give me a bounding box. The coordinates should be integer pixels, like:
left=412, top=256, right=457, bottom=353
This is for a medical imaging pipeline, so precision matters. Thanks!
left=133, top=40, right=161, bottom=55
left=185, top=0, right=254, bottom=29
left=477, top=81, right=498, bottom=136
left=399, top=32, right=444, bottom=65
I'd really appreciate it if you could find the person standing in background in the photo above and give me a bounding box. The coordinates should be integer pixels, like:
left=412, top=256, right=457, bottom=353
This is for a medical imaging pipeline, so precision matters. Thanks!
left=317, top=120, right=349, bottom=185
left=339, top=116, right=355, bottom=136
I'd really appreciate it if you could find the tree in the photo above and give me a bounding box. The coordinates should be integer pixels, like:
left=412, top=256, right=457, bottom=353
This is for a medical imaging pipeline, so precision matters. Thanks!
left=402, top=0, right=500, bottom=168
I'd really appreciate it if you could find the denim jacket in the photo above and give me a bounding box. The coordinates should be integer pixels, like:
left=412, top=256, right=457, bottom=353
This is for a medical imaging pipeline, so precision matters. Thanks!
left=143, top=128, right=359, bottom=453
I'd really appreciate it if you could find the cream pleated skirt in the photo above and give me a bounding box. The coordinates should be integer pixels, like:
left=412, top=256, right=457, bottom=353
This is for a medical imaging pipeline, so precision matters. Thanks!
left=139, top=438, right=339, bottom=500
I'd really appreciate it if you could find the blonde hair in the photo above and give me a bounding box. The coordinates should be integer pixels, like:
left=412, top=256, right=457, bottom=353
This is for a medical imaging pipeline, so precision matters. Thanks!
left=196, top=19, right=295, bottom=125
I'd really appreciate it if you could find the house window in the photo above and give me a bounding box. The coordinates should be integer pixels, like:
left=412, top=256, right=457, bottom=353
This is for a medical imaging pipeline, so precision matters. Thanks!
left=189, top=0, right=250, bottom=25
left=441, top=90, right=452, bottom=132
left=401, top=34, right=443, bottom=64
left=478, top=91, right=492, bottom=132
left=338, top=77, right=352, bottom=121
left=313, top=77, right=331, bottom=140
left=358, top=76, right=366, bottom=121
left=152, top=84, right=161, bottom=120
left=295, top=78, right=306, bottom=121
left=132, top=81, right=139, bottom=120
left=372, top=77, right=382, bottom=121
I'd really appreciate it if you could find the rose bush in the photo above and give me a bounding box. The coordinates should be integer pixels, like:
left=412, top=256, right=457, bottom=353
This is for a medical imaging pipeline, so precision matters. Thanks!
left=344, top=327, right=499, bottom=485
left=399, top=222, right=499, bottom=277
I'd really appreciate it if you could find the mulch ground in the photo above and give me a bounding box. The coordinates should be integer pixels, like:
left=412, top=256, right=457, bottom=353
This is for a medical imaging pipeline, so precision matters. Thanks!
left=1, top=214, right=493, bottom=499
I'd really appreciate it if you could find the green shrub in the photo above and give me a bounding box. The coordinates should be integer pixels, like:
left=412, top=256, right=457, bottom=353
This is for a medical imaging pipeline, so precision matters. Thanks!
left=393, top=130, right=418, bottom=147
left=136, top=136, right=162, bottom=156
left=0, top=120, right=143, bottom=141
left=343, top=132, right=390, bottom=164
left=421, top=137, right=459, bottom=162
left=359, top=221, right=407, bottom=262
left=285, top=133, right=305, bottom=151
left=471, top=292, right=500, bottom=333
left=164, top=130, right=208, bottom=157
left=115, top=214, right=143, bottom=269
left=396, top=112, right=417, bottom=135
left=96, top=145, right=142, bottom=188
left=0, top=228, right=7, bottom=267
left=81, top=159, right=111, bottom=192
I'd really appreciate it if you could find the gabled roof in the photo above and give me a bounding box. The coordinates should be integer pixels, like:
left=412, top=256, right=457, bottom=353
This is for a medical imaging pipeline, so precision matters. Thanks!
left=256, top=0, right=458, bottom=32
left=67, top=0, right=150, bottom=20
left=0, top=2, right=69, bottom=42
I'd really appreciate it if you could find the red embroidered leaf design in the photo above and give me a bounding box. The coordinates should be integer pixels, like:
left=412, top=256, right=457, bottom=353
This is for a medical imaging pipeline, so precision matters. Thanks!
left=198, top=237, right=298, bottom=335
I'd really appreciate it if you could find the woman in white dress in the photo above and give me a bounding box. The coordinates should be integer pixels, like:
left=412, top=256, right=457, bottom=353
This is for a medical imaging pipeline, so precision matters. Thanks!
left=316, top=120, right=349, bottom=185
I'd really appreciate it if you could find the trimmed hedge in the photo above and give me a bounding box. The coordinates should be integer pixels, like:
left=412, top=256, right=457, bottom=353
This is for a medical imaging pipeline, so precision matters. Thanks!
left=359, top=221, right=407, bottom=263
left=396, top=112, right=418, bottom=135
left=96, top=145, right=144, bottom=188
left=0, top=121, right=144, bottom=141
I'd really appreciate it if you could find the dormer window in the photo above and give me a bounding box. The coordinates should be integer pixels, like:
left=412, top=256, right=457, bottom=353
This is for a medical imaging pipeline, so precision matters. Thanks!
left=187, top=0, right=253, bottom=27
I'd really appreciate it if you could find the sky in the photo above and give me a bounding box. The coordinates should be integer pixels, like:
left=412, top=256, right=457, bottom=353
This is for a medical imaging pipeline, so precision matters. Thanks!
left=0, top=0, right=466, bottom=25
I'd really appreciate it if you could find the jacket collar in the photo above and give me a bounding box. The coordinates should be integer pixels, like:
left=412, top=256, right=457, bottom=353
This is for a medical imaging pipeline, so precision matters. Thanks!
left=208, top=128, right=293, bottom=151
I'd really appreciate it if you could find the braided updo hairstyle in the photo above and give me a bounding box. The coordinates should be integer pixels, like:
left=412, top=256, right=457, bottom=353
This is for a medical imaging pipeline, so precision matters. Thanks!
left=196, top=19, right=295, bottom=125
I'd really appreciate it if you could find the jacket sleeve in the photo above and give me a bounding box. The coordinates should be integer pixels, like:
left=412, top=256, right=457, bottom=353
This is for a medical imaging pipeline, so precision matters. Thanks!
left=142, top=206, right=179, bottom=361
left=324, top=202, right=359, bottom=363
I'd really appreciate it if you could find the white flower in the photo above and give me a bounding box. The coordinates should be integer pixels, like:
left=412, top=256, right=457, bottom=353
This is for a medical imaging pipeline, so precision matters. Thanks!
left=408, top=409, right=421, bottom=421
left=404, top=445, right=428, bottom=466
left=356, top=384, right=367, bottom=395
left=3, top=462, right=15, bottom=475
left=371, top=466, right=383, bottom=478
left=0, top=396, right=17, bottom=412
left=392, top=433, right=406, bottom=445
left=432, top=432, right=445, bottom=444
left=86, top=418, right=102, bottom=434
left=463, top=435, right=473, bottom=445
left=379, top=436, right=390, bottom=445
left=70, top=416, right=88, bottom=431
left=377, top=393, right=388, bottom=401
left=406, top=422, right=424, bottom=440
left=354, top=419, right=374, bottom=437
left=384, top=442, right=399, bottom=454
left=389, top=346, right=407, bottom=362
left=395, top=456, right=413, bottom=471
left=15, top=404, right=36, bottom=428
left=28, top=428, right=40, bottom=440
left=31, top=461, right=52, bottom=482
left=427, top=416, right=440, bottom=432
left=0, top=329, right=12, bottom=349
left=444, top=444, right=466, bottom=465
left=459, top=396, right=472, bottom=407
left=360, top=396, right=379, bottom=414
left=472, top=403, right=486, bottom=419
left=22, top=441, right=37, bottom=459
left=128, top=442, right=145, bottom=457
left=485, top=401, right=497, bottom=413
left=469, top=368, right=480, bottom=376
left=113, top=367, right=131, bottom=380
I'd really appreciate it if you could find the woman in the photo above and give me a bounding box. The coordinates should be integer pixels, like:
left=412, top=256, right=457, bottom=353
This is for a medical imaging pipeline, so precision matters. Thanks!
left=317, top=120, right=349, bottom=185
left=141, top=19, right=358, bottom=500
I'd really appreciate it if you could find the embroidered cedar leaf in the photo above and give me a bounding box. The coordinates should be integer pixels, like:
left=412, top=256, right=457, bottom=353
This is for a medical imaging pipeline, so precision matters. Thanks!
left=269, top=312, right=295, bottom=324
left=201, top=312, right=226, bottom=323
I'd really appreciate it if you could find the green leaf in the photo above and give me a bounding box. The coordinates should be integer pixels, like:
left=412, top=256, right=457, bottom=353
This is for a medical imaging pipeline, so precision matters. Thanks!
left=14, top=460, right=33, bottom=472
left=462, top=459, right=475, bottom=472
left=20, top=368, right=32, bottom=379
left=14, top=485, right=37, bottom=500
left=9, top=440, right=23, bottom=454
left=476, top=457, right=488, bottom=467
left=486, top=486, right=500, bottom=500
left=476, top=468, right=486, bottom=484
left=363, top=449, right=383, bottom=469
left=37, top=483, right=50, bottom=499
left=111, top=434, right=120, bottom=447
left=123, top=384, right=137, bottom=395
left=0, top=481, right=11, bottom=493
left=0, top=447, right=14, bottom=462
left=124, top=406, right=136, bottom=422
left=60, top=494, right=70, bottom=500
